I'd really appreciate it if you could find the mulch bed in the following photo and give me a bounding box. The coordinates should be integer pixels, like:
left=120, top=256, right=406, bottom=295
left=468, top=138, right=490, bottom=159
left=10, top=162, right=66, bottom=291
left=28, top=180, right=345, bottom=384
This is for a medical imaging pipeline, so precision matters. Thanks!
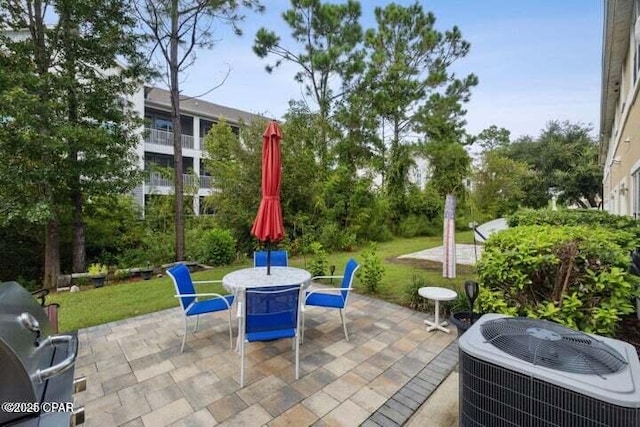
left=388, top=256, right=477, bottom=275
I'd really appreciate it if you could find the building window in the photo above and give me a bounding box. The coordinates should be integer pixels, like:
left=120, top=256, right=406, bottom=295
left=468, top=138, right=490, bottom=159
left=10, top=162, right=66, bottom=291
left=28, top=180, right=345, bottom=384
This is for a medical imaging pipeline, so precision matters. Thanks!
left=635, top=0, right=640, bottom=82
left=144, top=153, right=194, bottom=171
left=199, top=159, right=211, bottom=177
left=200, top=119, right=215, bottom=138
left=145, top=108, right=194, bottom=136
left=154, top=117, right=172, bottom=132
left=633, top=169, right=640, bottom=219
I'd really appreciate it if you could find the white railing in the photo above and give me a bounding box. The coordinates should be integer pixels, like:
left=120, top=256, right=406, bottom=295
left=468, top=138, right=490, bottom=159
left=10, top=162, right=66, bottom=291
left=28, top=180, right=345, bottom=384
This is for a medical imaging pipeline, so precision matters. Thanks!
left=144, top=128, right=195, bottom=149
left=200, top=175, right=212, bottom=189
left=146, top=172, right=173, bottom=187
left=146, top=172, right=211, bottom=189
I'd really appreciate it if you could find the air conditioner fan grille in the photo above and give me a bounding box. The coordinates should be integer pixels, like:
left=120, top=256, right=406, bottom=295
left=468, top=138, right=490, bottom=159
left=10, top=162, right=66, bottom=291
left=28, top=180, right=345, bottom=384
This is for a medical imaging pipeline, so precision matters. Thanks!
left=480, top=317, right=627, bottom=375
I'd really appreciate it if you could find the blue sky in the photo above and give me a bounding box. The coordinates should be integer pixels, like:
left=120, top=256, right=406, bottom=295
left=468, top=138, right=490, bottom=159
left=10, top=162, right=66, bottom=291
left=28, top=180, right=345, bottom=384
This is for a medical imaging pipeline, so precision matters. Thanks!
left=177, top=0, right=603, bottom=140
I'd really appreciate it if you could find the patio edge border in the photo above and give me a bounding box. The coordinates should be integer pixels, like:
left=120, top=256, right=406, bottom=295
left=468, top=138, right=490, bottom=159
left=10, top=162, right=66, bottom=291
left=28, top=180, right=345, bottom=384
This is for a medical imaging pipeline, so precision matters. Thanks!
left=361, top=340, right=459, bottom=427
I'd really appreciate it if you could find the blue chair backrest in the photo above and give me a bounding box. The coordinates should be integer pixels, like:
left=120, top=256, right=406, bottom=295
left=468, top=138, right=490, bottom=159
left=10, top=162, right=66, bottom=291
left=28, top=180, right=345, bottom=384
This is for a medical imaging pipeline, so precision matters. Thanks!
left=254, top=250, right=289, bottom=268
left=167, top=264, right=196, bottom=311
left=340, top=258, right=360, bottom=304
left=245, top=285, right=301, bottom=335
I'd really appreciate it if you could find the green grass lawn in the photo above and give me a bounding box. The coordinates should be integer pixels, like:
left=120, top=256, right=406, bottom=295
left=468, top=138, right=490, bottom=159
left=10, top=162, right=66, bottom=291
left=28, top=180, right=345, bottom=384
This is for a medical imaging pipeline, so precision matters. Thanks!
left=49, top=232, right=479, bottom=333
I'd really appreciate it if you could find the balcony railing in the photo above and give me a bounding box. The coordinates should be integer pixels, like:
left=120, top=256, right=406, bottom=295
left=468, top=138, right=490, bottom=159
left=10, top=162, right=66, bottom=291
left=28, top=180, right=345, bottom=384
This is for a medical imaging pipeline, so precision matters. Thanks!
left=145, top=128, right=195, bottom=150
left=200, top=175, right=212, bottom=188
left=145, top=172, right=212, bottom=189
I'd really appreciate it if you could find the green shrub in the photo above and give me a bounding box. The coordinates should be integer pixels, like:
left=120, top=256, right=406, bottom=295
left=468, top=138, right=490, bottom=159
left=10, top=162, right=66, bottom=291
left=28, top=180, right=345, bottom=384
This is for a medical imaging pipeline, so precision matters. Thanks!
left=397, top=215, right=441, bottom=237
left=113, top=269, right=132, bottom=281
left=87, top=263, right=108, bottom=275
left=359, top=243, right=385, bottom=293
left=509, top=208, right=640, bottom=249
left=450, top=292, right=471, bottom=313
left=318, top=223, right=357, bottom=252
left=195, top=229, right=235, bottom=266
left=141, top=232, right=175, bottom=266
left=477, top=224, right=638, bottom=336
left=404, top=274, right=429, bottom=311
left=307, top=242, right=328, bottom=277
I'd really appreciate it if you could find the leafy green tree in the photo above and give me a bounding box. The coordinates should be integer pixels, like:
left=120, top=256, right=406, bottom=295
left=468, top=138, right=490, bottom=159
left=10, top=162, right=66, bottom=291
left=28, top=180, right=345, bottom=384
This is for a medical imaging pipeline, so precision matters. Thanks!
left=57, top=0, right=148, bottom=273
left=476, top=125, right=511, bottom=151
left=203, top=120, right=262, bottom=252
left=362, top=2, right=477, bottom=215
left=253, top=0, right=364, bottom=168
left=505, top=121, right=602, bottom=208
left=136, top=0, right=263, bottom=262
left=333, top=88, right=384, bottom=177
left=473, top=152, right=529, bottom=218
left=0, top=0, right=148, bottom=286
left=203, top=112, right=322, bottom=254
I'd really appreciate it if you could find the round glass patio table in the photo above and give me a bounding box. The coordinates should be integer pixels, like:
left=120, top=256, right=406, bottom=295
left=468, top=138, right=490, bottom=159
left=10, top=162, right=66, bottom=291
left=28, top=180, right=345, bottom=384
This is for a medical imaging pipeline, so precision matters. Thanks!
left=222, top=267, right=311, bottom=294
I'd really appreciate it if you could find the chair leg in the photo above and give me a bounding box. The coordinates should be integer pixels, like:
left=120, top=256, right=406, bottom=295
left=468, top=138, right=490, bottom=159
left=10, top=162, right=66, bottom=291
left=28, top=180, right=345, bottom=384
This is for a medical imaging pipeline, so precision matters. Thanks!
left=294, top=335, right=299, bottom=380
left=300, top=310, right=305, bottom=344
left=227, top=310, right=233, bottom=350
left=339, top=309, right=349, bottom=342
left=240, top=339, right=245, bottom=387
left=193, top=315, right=200, bottom=332
left=181, top=317, right=189, bottom=353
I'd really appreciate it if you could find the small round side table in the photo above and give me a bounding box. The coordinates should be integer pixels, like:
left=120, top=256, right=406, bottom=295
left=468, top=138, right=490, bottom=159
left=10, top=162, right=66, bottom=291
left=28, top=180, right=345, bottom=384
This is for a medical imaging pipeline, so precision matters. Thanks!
left=418, top=287, right=457, bottom=333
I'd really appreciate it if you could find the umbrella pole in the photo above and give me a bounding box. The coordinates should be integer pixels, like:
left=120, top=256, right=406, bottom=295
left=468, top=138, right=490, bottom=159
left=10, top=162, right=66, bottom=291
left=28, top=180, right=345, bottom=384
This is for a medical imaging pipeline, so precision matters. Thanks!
left=267, top=240, right=271, bottom=275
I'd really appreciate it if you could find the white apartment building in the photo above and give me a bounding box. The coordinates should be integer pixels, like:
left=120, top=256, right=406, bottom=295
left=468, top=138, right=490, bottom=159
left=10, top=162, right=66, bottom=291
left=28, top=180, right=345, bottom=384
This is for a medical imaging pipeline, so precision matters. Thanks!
left=132, top=86, right=263, bottom=215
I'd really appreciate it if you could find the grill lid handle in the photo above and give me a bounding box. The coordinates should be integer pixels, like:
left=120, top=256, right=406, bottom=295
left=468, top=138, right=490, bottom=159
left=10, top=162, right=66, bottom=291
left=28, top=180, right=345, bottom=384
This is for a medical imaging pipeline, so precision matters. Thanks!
left=19, top=312, right=41, bottom=343
left=32, top=334, right=78, bottom=383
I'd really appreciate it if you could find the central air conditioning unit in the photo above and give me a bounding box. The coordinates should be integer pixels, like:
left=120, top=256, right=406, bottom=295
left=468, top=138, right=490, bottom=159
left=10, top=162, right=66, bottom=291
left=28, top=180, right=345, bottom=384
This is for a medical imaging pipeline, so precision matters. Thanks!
left=458, top=314, right=640, bottom=427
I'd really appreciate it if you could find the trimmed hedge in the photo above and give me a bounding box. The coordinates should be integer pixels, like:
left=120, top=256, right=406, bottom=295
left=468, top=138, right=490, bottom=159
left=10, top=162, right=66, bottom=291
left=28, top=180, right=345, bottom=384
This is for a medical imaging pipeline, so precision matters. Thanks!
left=508, top=209, right=640, bottom=249
left=477, top=224, right=638, bottom=336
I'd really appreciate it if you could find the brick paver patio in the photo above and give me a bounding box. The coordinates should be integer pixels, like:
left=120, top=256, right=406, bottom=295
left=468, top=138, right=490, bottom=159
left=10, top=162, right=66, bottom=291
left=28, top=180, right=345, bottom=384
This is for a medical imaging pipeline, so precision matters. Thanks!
left=74, top=290, right=457, bottom=426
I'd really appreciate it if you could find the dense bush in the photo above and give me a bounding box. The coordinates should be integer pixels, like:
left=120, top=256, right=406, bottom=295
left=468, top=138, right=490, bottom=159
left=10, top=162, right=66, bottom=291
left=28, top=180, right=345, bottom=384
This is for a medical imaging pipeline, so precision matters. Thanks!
left=192, top=229, right=235, bottom=266
left=477, top=224, right=638, bottom=336
left=307, top=242, right=328, bottom=277
left=397, top=215, right=441, bottom=237
left=318, top=223, right=357, bottom=252
left=358, top=243, right=384, bottom=293
left=508, top=209, right=640, bottom=248
left=0, top=222, right=43, bottom=284
left=116, top=232, right=174, bottom=268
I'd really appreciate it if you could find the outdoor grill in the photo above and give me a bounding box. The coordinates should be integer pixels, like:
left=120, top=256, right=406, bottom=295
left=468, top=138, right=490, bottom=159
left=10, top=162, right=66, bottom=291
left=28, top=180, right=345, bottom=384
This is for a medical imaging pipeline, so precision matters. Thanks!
left=0, top=281, right=85, bottom=426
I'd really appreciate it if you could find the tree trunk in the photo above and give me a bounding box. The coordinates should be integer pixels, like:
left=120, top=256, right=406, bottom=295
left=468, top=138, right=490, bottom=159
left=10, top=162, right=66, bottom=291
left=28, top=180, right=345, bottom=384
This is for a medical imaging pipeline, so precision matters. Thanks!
left=170, top=0, right=185, bottom=261
left=31, top=0, right=59, bottom=289
left=72, top=188, right=85, bottom=272
left=442, top=193, right=456, bottom=278
left=61, top=6, right=85, bottom=273
left=43, top=218, right=60, bottom=290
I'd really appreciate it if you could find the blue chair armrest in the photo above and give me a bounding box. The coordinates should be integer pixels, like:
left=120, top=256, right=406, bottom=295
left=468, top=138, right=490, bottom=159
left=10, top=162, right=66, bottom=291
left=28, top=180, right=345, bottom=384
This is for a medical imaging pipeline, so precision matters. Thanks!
left=305, top=287, right=353, bottom=302
left=175, top=292, right=234, bottom=308
left=311, top=275, right=344, bottom=281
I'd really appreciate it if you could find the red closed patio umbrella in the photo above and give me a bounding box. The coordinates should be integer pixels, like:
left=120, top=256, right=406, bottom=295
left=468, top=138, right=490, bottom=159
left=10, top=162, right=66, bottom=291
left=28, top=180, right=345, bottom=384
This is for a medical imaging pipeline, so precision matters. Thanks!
left=251, top=121, right=285, bottom=274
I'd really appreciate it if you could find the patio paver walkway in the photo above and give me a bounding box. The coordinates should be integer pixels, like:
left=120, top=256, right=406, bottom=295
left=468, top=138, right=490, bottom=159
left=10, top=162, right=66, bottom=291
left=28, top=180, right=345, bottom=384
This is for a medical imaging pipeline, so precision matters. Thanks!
left=74, top=290, right=458, bottom=427
left=399, top=244, right=483, bottom=266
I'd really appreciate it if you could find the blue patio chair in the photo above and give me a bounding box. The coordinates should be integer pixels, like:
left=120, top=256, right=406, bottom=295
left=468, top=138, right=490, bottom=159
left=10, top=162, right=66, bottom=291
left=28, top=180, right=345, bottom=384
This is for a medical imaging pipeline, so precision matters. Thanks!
left=253, top=250, right=289, bottom=268
left=302, top=258, right=360, bottom=343
left=238, top=285, right=303, bottom=387
left=167, top=263, right=234, bottom=352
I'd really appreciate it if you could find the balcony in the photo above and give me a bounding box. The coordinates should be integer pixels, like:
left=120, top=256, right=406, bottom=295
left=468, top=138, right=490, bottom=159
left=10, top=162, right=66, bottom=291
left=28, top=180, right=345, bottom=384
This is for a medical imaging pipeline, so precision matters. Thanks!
left=145, top=128, right=195, bottom=150
left=145, top=172, right=211, bottom=189
left=200, top=175, right=212, bottom=188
